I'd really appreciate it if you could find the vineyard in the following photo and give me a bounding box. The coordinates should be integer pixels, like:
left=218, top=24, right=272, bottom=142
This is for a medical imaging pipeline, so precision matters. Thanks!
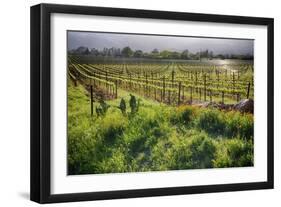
left=68, top=55, right=253, bottom=109
left=67, top=55, right=254, bottom=175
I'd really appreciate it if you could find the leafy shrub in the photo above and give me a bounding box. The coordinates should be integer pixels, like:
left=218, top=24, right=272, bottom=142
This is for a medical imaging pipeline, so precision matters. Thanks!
left=226, top=112, right=253, bottom=140
left=189, top=134, right=216, bottom=168
left=240, top=116, right=253, bottom=140
left=197, top=109, right=226, bottom=135
left=119, top=98, right=127, bottom=115
left=67, top=124, right=101, bottom=175
left=169, top=134, right=216, bottom=169
left=124, top=121, right=148, bottom=155
left=214, top=139, right=253, bottom=168
left=182, top=108, right=193, bottom=124
left=121, top=106, right=173, bottom=166
left=170, top=106, right=194, bottom=126
left=99, top=112, right=127, bottom=144
left=129, top=94, right=137, bottom=114
left=150, top=140, right=171, bottom=171
left=125, top=111, right=163, bottom=155
left=96, top=100, right=110, bottom=117
left=100, top=100, right=110, bottom=112
left=227, top=139, right=253, bottom=167
left=97, top=149, right=128, bottom=173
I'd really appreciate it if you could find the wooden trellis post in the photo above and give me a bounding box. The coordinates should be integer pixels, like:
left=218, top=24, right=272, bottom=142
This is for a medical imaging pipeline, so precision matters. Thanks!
left=119, top=72, right=122, bottom=85
left=106, top=71, right=108, bottom=93
left=232, top=72, right=235, bottom=97
left=178, top=81, right=182, bottom=105
left=217, top=72, right=220, bottom=88
left=146, top=73, right=148, bottom=97
left=204, top=74, right=207, bottom=101
left=90, top=85, right=93, bottom=116
left=246, top=82, right=251, bottom=99
left=237, top=93, right=240, bottom=102
left=129, top=73, right=132, bottom=90
left=182, top=85, right=185, bottom=102
left=172, top=70, right=175, bottom=88
left=195, top=72, right=198, bottom=93
left=115, top=80, right=118, bottom=98
left=163, top=77, right=166, bottom=101
left=168, top=91, right=171, bottom=104
left=190, top=86, right=193, bottom=103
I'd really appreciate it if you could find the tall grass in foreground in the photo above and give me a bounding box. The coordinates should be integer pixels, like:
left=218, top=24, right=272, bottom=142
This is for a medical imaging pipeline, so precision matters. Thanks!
left=67, top=83, right=254, bottom=175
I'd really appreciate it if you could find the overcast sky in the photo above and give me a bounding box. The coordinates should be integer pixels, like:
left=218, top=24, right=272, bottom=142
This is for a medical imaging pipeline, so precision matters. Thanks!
left=68, top=31, right=254, bottom=55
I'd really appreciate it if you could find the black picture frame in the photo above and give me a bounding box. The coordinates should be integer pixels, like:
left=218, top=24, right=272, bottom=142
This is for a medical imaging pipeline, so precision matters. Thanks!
left=30, top=3, right=274, bottom=204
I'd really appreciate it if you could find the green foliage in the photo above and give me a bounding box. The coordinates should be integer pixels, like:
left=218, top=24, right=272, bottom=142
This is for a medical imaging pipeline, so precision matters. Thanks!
left=225, top=112, right=253, bottom=140
left=68, top=127, right=99, bottom=174
left=95, top=106, right=102, bottom=116
left=67, top=105, right=101, bottom=175
left=197, top=109, right=226, bottom=135
left=133, top=50, right=143, bottom=58
left=121, top=46, right=133, bottom=57
left=123, top=107, right=171, bottom=157
left=99, top=112, right=127, bottom=144
left=119, top=98, right=126, bottom=115
left=67, top=82, right=254, bottom=175
left=137, top=98, right=141, bottom=112
left=129, top=94, right=137, bottom=114
left=97, top=149, right=128, bottom=173
left=169, top=133, right=216, bottom=169
left=196, top=109, right=254, bottom=141
left=214, top=139, right=253, bottom=168
left=96, top=100, right=110, bottom=117
left=100, top=99, right=110, bottom=112
left=170, top=106, right=194, bottom=126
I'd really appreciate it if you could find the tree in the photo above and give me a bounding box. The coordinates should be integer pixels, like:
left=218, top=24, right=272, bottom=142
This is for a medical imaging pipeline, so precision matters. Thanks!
left=152, top=48, right=159, bottom=54
left=121, top=46, right=133, bottom=57
left=134, top=50, right=143, bottom=58
left=151, top=48, right=160, bottom=58
left=170, top=51, right=181, bottom=59
left=160, top=50, right=171, bottom=59
left=181, top=50, right=189, bottom=59
left=83, top=47, right=90, bottom=55
left=90, top=48, right=99, bottom=56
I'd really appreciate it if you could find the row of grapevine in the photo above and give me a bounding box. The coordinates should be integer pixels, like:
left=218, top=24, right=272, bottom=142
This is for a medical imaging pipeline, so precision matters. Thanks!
left=68, top=56, right=254, bottom=105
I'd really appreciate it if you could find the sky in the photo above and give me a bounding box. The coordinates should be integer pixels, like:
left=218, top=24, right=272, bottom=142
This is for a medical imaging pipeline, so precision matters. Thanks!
left=68, top=31, right=254, bottom=55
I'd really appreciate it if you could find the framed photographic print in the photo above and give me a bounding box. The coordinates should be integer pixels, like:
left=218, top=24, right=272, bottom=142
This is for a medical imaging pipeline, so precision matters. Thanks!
left=30, top=3, right=274, bottom=203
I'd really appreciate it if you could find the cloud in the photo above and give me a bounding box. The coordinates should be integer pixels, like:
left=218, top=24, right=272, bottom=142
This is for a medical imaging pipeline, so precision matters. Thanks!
left=68, top=31, right=253, bottom=55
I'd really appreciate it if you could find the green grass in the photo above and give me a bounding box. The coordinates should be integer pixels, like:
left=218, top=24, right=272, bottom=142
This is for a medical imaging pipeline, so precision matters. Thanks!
left=67, top=81, right=254, bottom=175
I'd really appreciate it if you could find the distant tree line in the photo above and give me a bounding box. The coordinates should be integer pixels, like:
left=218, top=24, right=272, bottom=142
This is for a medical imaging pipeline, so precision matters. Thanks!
left=68, top=46, right=253, bottom=60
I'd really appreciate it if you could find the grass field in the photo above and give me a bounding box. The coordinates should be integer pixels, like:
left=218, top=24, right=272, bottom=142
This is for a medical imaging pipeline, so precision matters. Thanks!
left=67, top=78, right=254, bottom=175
